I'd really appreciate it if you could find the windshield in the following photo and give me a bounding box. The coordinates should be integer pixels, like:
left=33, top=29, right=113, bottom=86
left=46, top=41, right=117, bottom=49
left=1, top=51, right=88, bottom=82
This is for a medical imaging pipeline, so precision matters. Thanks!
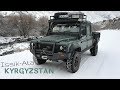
left=52, top=24, right=79, bottom=33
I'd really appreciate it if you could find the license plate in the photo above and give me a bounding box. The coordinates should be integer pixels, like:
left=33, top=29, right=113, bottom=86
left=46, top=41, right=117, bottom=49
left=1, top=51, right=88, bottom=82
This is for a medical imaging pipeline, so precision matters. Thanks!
left=42, top=56, right=47, bottom=59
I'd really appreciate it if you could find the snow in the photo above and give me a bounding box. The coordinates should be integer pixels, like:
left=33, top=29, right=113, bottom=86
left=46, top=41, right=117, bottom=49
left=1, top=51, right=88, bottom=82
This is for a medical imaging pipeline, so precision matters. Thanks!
left=0, top=30, right=120, bottom=79
left=0, top=37, right=15, bottom=44
left=13, top=43, right=29, bottom=51
left=0, top=47, right=13, bottom=55
left=0, top=42, right=29, bottom=55
left=0, top=36, right=43, bottom=55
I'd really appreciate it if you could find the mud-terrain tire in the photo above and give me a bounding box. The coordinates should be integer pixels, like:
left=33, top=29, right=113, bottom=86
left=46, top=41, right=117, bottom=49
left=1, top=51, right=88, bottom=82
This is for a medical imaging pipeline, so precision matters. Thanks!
left=90, top=44, right=98, bottom=56
left=33, top=55, right=46, bottom=65
left=66, top=52, right=81, bottom=73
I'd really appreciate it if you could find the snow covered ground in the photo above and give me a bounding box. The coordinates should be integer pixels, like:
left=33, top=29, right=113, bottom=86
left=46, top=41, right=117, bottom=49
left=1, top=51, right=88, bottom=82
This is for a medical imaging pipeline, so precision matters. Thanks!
left=0, top=30, right=120, bottom=79
left=0, top=37, right=15, bottom=44
left=0, top=42, right=30, bottom=55
left=0, top=36, right=43, bottom=56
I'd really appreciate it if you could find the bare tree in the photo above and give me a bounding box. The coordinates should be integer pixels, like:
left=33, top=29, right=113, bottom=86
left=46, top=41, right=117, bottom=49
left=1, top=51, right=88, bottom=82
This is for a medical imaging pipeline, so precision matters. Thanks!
left=14, top=11, right=36, bottom=38
left=0, top=11, right=49, bottom=37
left=37, top=16, right=49, bottom=35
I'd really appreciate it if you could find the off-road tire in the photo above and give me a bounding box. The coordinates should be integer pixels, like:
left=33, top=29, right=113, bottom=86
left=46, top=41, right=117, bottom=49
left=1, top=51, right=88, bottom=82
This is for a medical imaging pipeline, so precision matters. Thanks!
left=33, top=55, right=46, bottom=65
left=66, top=51, right=81, bottom=73
left=90, top=44, right=98, bottom=56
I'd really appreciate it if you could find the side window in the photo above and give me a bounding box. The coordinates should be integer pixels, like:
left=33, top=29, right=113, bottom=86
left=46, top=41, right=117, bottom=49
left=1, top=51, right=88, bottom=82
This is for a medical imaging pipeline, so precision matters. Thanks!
left=81, top=24, right=86, bottom=36
left=86, top=25, right=91, bottom=35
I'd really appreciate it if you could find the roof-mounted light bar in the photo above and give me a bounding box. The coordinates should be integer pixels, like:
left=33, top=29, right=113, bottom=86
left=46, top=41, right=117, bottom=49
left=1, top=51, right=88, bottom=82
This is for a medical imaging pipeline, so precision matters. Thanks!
left=50, top=12, right=87, bottom=22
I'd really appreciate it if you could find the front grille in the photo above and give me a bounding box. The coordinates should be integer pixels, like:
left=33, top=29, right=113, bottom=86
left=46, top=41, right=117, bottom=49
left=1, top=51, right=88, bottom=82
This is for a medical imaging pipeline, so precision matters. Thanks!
left=40, top=43, right=53, bottom=51
left=35, top=43, right=54, bottom=55
left=35, top=43, right=53, bottom=51
left=35, top=43, right=66, bottom=55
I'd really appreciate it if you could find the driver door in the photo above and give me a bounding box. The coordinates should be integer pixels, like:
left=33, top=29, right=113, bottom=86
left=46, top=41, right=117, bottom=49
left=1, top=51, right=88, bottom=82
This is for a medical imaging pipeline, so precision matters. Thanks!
left=80, top=24, right=87, bottom=51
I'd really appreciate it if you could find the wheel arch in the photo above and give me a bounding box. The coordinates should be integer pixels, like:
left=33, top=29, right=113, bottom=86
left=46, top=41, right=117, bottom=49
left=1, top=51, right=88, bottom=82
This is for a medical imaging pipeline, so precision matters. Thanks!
left=68, top=43, right=81, bottom=53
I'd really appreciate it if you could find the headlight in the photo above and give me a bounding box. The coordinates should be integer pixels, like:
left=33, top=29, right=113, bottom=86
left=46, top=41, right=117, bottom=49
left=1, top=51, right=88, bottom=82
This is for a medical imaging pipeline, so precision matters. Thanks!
left=30, top=42, right=35, bottom=49
left=60, top=46, right=63, bottom=50
left=30, top=42, right=34, bottom=50
left=31, top=43, right=33, bottom=46
left=60, top=46, right=67, bottom=51
left=30, top=42, right=33, bottom=47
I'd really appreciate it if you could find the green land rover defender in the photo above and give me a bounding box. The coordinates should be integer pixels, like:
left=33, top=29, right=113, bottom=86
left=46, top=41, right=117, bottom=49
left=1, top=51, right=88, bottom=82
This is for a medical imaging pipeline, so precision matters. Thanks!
left=30, top=12, right=100, bottom=73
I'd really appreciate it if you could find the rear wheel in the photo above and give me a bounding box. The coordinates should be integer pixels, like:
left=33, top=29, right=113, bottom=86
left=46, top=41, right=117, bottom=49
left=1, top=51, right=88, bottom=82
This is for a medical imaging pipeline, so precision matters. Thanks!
left=33, top=55, right=46, bottom=65
left=90, top=44, right=98, bottom=56
left=66, top=51, right=81, bottom=73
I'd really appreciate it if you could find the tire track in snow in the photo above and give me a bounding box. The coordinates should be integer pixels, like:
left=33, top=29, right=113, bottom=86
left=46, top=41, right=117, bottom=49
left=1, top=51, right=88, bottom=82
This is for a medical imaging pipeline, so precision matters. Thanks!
left=79, top=52, right=94, bottom=72
left=95, top=52, right=107, bottom=75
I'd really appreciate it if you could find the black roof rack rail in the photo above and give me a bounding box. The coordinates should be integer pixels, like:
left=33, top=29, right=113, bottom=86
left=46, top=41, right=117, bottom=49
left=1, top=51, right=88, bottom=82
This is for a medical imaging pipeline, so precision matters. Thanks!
left=49, top=12, right=87, bottom=22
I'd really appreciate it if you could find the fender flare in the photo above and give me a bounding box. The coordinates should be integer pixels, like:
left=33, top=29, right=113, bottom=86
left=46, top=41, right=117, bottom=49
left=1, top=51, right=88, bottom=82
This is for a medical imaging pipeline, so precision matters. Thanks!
left=67, top=43, right=81, bottom=53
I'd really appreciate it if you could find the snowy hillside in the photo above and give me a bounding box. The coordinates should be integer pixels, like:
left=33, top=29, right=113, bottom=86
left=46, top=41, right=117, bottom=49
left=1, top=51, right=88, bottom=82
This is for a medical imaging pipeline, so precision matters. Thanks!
left=94, top=16, right=120, bottom=29
left=0, top=30, right=120, bottom=79
left=82, top=11, right=120, bottom=23
left=1, top=11, right=120, bottom=23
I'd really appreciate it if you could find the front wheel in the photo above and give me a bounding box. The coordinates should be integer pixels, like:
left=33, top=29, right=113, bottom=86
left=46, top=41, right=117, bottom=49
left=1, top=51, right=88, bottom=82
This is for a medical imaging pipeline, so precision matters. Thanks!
left=90, top=44, right=98, bottom=56
left=66, top=52, right=81, bottom=73
left=33, top=55, right=46, bottom=65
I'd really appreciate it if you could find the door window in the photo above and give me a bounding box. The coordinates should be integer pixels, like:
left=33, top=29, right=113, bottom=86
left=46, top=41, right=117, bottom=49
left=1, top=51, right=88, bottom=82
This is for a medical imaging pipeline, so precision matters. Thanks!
left=86, top=25, right=91, bottom=35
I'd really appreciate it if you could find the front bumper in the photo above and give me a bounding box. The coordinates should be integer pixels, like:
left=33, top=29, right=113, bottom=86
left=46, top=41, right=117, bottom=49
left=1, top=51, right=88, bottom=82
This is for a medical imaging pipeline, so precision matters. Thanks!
left=30, top=49, right=68, bottom=61
left=37, top=52, right=67, bottom=61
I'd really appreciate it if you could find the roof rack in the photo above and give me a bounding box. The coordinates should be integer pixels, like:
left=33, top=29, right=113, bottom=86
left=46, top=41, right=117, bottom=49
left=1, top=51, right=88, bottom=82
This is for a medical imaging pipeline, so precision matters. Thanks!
left=50, top=12, right=87, bottom=22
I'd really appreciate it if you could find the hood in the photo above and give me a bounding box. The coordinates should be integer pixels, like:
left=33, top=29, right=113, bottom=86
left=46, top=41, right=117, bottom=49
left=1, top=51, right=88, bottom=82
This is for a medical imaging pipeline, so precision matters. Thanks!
left=32, top=35, right=77, bottom=43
